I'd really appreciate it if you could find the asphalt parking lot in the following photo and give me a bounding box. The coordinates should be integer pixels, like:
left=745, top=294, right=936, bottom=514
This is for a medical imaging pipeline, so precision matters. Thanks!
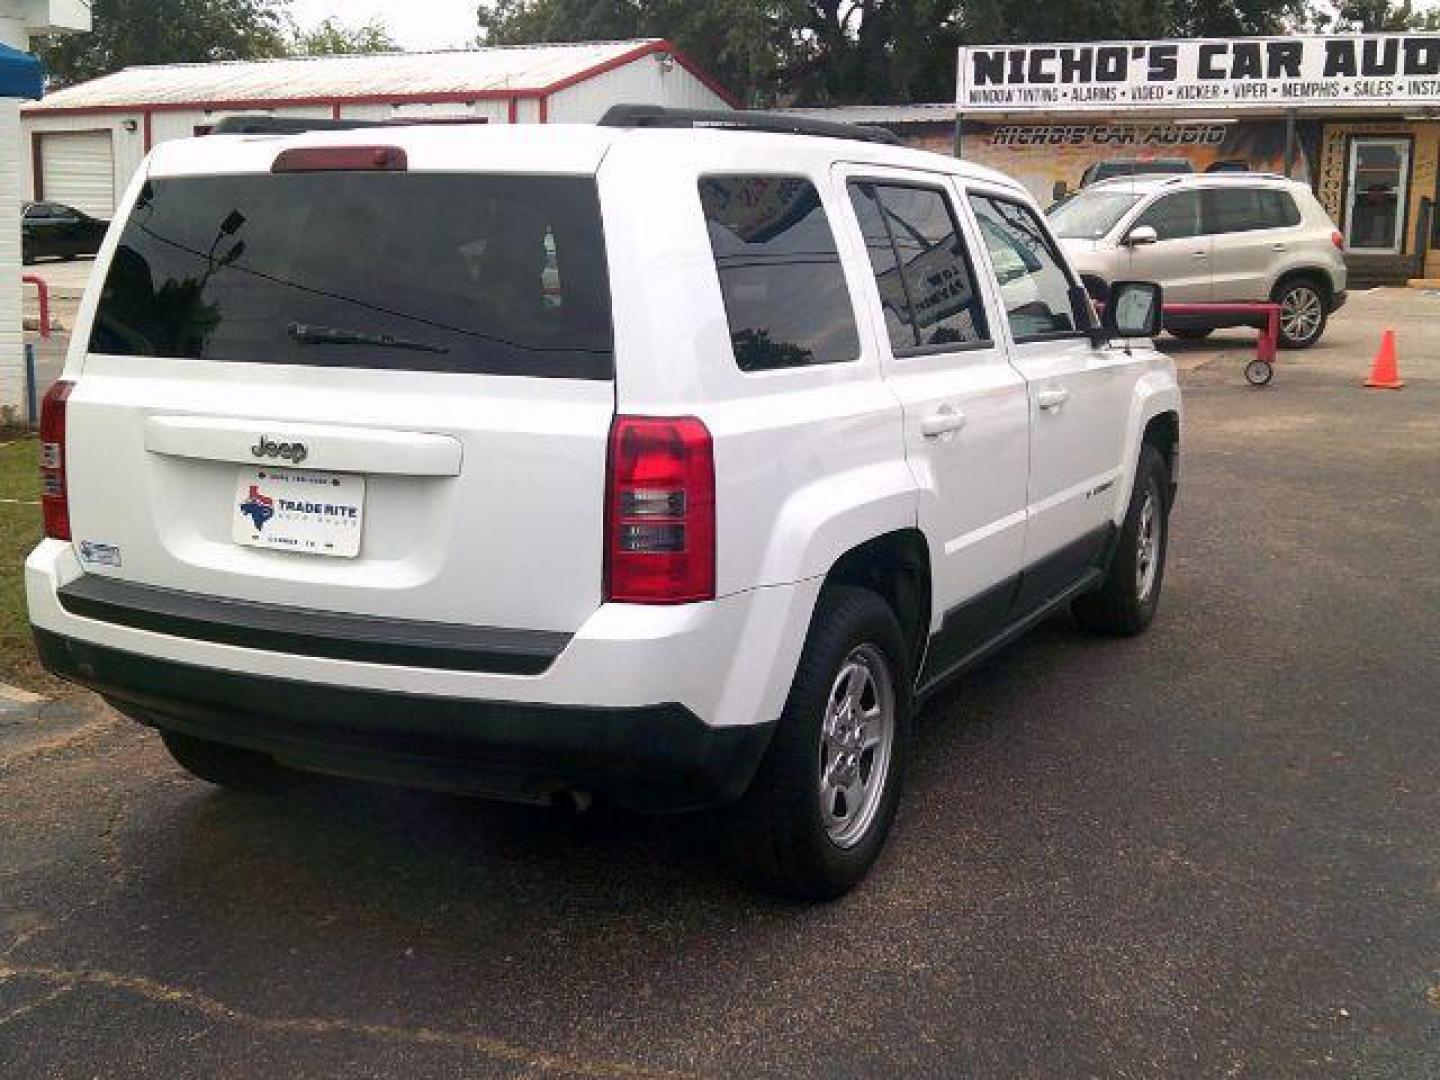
left=2, top=289, right=1438, bottom=1078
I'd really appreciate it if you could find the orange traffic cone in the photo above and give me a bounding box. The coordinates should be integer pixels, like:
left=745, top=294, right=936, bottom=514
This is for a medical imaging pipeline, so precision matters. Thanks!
left=1364, top=330, right=1404, bottom=389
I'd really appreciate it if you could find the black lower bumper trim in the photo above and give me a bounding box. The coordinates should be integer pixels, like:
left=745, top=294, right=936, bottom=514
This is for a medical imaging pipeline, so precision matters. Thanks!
left=33, top=628, right=773, bottom=813
left=57, top=575, right=569, bottom=676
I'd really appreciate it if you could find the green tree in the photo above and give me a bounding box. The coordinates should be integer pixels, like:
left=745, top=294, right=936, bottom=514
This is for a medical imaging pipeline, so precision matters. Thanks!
left=1331, top=0, right=1439, bottom=29
left=34, top=0, right=289, bottom=87
left=289, top=16, right=398, bottom=56
left=476, top=0, right=1326, bottom=106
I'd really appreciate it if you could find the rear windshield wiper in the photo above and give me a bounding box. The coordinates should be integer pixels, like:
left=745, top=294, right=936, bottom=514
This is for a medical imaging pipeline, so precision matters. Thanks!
left=288, top=322, right=449, bottom=354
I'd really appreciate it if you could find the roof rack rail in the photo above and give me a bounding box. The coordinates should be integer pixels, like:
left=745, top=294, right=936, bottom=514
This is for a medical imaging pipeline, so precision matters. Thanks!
left=209, top=115, right=489, bottom=136
left=1163, top=170, right=1288, bottom=184
left=597, top=104, right=903, bottom=146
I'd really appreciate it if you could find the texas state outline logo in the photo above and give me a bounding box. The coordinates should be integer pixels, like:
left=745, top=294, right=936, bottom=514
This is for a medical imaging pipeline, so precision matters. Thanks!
left=239, top=485, right=275, bottom=531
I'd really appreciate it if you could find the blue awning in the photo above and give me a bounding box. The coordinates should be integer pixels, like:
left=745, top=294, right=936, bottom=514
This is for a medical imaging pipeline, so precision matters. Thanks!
left=0, top=42, right=43, bottom=101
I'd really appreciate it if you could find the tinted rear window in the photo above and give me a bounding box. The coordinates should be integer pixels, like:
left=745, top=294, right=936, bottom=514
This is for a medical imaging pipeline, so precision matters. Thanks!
left=91, top=173, right=613, bottom=379
left=699, top=175, right=860, bottom=372
left=1204, top=188, right=1301, bottom=234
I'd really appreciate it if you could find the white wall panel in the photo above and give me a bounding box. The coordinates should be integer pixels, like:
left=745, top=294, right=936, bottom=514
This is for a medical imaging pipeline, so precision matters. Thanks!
left=547, top=55, right=731, bottom=124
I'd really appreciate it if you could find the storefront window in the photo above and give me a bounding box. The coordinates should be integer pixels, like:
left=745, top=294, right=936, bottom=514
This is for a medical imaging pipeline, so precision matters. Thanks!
left=1346, top=138, right=1409, bottom=253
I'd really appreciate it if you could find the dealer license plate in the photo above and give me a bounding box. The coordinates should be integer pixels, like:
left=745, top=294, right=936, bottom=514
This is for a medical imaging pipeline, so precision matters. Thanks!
left=232, top=467, right=365, bottom=558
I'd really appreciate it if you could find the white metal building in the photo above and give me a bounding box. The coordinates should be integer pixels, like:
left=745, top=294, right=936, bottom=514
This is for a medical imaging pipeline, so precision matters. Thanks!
left=21, top=38, right=736, bottom=219
left=0, top=1, right=87, bottom=419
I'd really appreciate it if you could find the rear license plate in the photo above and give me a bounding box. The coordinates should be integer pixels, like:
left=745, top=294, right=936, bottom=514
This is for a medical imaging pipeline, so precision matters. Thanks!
left=232, top=467, right=365, bottom=558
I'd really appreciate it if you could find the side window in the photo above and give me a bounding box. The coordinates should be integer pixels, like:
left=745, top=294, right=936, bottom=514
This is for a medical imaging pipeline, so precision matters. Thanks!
left=969, top=195, right=1082, bottom=341
left=1133, top=191, right=1202, bottom=241
left=847, top=181, right=988, bottom=353
left=847, top=183, right=915, bottom=351
left=23, top=204, right=46, bottom=219
left=1264, top=190, right=1302, bottom=228
left=1205, top=188, right=1293, bottom=234
left=698, top=175, right=860, bottom=372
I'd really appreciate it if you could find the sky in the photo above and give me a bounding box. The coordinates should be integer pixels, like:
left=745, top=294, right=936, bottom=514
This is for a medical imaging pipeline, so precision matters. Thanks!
left=285, top=0, right=483, bottom=52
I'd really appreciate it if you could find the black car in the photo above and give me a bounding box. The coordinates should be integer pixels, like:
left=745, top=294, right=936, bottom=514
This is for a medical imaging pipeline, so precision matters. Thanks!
left=22, top=201, right=108, bottom=263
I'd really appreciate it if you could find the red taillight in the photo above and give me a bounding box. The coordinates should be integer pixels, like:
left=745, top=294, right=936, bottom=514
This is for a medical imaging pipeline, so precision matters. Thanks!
left=272, top=146, right=407, bottom=173
left=605, top=416, right=715, bottom=604
left=39, top=380, right=74, bottom=541
left=1331, top=230, right=1345, bottom=251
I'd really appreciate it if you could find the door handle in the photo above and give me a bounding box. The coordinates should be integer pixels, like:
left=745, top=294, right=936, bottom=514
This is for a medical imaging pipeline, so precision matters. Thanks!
left=1271, top=243, right=1288, bottom=251
left=1191, top=251, right=1210, bottom=259
left=920, top=405, right=967, bottom=439
left=1037, top=389, right=1070, bottom=412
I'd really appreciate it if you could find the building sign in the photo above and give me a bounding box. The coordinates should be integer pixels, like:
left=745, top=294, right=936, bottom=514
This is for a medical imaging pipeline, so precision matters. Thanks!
left=959, top=35, right=1440, bottom=112
left=988, top=123, right=1231, bottom=148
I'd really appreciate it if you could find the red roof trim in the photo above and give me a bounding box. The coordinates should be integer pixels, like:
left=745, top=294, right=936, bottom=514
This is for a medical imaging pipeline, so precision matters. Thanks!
left=23, top=40, right=739, bottom=115
left=28, top=90, right=527, bottom=116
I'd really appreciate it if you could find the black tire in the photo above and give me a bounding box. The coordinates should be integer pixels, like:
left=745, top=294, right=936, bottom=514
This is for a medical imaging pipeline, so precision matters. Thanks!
left=1272, top=276, right=1329, bottom=349
left=731, top=585, right=911, bottom=901
left=1245, top=359, right=1274, bottom=387
left=160, top=731, right=298, bottom=793
left=1072, top=444, right=1170, bottom=637
left=1168, top=326, right=1213, bottom=341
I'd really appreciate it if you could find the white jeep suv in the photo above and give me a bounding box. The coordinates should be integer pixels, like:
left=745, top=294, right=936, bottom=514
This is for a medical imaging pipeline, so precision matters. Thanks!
left=1050, top=173, right=1347, bottom=348
left=27, top=107, right=1180, bottom=899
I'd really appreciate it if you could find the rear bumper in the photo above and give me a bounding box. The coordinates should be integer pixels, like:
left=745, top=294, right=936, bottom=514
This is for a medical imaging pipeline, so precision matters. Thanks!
left=27, top=540, right=821, bottom=731
left=25, top=539, right=825, bottom=808
left=33, top=627, right=774, bottom=812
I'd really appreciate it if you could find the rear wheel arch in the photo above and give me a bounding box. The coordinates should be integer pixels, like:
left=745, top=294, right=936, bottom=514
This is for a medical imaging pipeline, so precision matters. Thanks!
left=820, top=530, right=931, bottom=676
left=1272, top=266, right=1333, bottom=304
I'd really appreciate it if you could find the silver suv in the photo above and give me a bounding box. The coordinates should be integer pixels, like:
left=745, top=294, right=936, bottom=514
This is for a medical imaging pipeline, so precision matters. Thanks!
left=1050, top=174, right=1347, bottom=348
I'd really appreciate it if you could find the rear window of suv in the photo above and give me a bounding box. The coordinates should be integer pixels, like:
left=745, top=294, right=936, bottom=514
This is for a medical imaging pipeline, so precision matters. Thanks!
left=90, top=173, right=614, bottom=380
left=699, top=175, right=860, bottom=372
left=1204, top=188, right=1302, bottom=233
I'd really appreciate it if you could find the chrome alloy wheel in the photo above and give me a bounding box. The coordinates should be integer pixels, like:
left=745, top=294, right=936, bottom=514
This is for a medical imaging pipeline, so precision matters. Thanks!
left=1280, top=285, right=1323, bottom=343
left=1135, top=489, right=1162, bottom=605
left=818, top=644, right=896, bottom=849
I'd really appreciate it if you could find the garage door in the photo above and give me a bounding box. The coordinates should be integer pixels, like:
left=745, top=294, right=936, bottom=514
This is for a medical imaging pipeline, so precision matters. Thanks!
left=39, top=131, right=116, bottom=219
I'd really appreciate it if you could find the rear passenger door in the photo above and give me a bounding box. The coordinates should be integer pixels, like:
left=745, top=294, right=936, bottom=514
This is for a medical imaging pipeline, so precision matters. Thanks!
left=1123, top=190, right=1211, bottom=303
left=1204, top=186, right=1300, bottom=301
left=967, top=190, right=1144, bottom=612
left=835, top=166, right=1030, bottom=682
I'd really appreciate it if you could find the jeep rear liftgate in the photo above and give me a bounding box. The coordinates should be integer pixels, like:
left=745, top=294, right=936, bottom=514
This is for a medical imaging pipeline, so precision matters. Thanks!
left=60, top=169, right=617, bottom=635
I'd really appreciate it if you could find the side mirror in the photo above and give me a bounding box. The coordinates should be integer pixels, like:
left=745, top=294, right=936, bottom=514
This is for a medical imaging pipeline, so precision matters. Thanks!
left=1102, top=281, right=1164, bottom=339
left=1123, top=225, right=1159, bottom=247
left=1051, top=180, right=1069, bottom=203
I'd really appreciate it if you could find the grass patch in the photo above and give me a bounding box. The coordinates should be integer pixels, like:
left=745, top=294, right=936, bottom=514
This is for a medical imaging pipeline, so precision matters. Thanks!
left=0, top=436, right=60, bottom=691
